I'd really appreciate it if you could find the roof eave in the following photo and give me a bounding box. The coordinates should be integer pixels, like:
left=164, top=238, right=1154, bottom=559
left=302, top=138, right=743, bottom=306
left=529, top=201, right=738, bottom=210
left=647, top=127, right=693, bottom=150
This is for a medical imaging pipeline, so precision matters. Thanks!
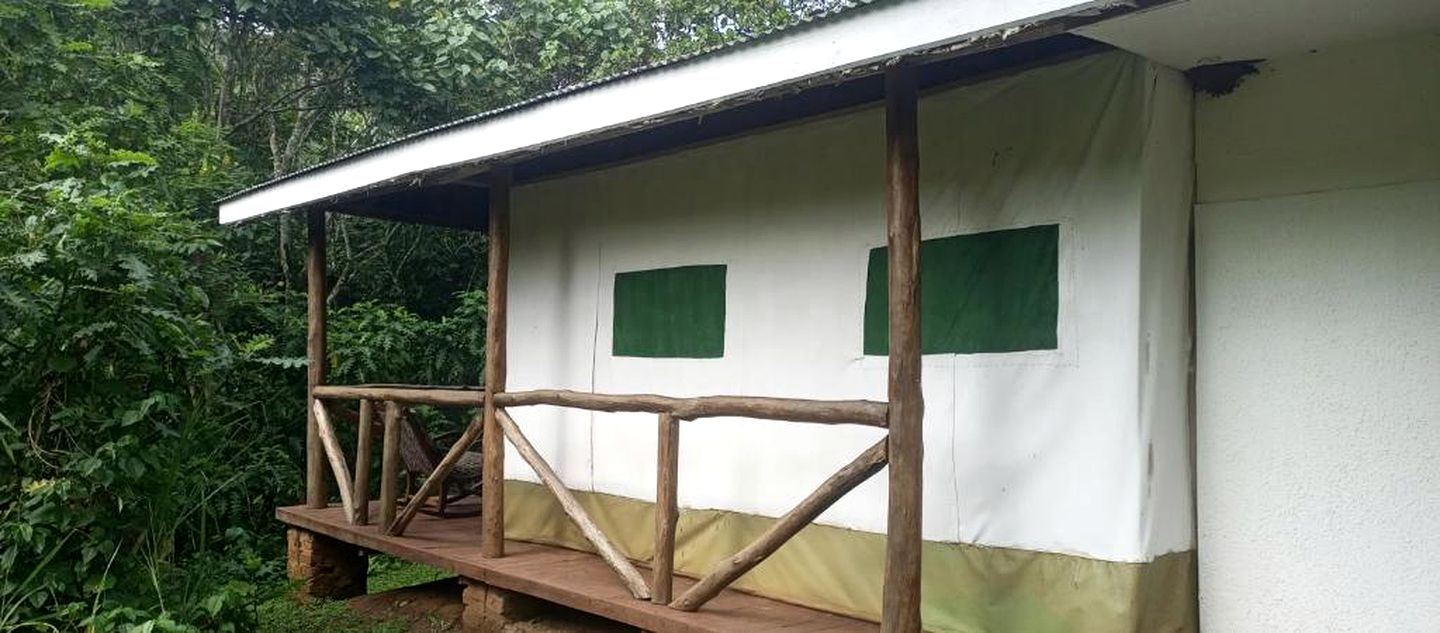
left=218, top=0, right=1152, bottom=225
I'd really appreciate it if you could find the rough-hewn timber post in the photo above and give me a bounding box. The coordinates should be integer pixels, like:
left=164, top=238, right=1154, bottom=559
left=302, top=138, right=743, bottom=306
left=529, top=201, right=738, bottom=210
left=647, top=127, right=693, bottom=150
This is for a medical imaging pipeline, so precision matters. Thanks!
left=481, top=165, right=512, bottom=558
left=353, top=399, right=374, bottom=524
left=380, top=402, right=401, bottom=529
left=306, top=209, right=328, bottom=509
left=882, top=61, right=923, bottom=633
left=652, top=412, right=679, bottom=604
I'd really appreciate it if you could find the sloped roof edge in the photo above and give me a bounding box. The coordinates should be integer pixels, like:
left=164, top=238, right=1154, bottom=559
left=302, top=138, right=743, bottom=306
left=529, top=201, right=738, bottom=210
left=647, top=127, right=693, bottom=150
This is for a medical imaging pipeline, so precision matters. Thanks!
left=218, top=0, right=1134, bottom=224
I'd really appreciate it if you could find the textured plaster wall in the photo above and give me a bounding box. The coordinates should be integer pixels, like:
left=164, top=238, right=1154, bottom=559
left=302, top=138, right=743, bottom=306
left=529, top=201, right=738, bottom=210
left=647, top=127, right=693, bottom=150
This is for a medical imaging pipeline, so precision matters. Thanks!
left=1194, top=31, right=1440, bottom=632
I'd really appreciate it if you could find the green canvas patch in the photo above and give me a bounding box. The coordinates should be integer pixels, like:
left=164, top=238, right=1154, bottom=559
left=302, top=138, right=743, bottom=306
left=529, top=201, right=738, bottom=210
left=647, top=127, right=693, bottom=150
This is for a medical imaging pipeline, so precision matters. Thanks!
left=613, top=264, right=726, bottom=358
left=864, top=225, right=1059, bottom=355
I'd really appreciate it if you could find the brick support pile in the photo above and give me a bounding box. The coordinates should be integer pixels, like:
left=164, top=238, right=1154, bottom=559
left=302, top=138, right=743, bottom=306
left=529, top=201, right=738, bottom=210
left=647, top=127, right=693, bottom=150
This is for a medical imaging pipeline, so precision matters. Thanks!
left=286, top=528, right=367, bottom=599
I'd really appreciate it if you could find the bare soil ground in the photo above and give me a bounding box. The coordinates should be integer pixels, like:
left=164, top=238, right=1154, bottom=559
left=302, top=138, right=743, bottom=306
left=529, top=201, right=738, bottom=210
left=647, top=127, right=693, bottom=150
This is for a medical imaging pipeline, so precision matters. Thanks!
left=347, top=578, right=638, bottom=633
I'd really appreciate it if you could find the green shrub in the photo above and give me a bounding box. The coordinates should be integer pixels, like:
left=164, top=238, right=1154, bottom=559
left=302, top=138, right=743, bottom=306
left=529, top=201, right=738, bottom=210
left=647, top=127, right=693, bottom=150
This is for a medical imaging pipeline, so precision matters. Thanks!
left=0, top=127, right=293, bottom=631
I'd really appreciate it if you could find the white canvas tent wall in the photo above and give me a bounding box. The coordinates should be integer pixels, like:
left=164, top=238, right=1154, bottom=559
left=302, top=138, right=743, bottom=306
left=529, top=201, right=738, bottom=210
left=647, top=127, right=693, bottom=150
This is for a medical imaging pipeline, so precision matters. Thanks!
left=496, top=50, right=1194, bottom=631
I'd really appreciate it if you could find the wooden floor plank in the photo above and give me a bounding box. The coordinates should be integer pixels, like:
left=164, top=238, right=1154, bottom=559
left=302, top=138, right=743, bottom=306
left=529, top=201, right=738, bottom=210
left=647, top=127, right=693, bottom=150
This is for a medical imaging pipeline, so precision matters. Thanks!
left=277, top=504, right=877, bottom=633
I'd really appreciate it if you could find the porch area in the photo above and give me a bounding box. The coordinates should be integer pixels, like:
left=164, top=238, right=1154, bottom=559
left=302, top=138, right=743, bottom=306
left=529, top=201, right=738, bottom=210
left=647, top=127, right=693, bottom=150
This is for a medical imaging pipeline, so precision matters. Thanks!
left=279, top=503, right=877, bottom=633
left=279, top=60, right=927, bottom=631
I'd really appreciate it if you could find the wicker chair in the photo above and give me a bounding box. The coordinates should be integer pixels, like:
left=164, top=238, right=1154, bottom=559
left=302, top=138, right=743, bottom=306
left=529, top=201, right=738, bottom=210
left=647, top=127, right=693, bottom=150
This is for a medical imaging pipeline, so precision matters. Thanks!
left=397, top=413, right=483, bottom=518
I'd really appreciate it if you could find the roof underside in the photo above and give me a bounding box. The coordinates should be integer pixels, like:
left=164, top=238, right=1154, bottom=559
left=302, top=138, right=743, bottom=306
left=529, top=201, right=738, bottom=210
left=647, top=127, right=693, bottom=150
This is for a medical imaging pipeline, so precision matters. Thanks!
left=217, top=0, right=1160, bottom=231
left=1079, top=0, right=1440, bottom=68
left=348, top=34, right=1110, bottom=231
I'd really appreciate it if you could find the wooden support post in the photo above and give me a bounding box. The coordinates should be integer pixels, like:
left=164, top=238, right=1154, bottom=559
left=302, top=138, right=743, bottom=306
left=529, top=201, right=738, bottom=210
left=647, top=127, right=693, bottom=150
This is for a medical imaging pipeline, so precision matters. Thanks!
left=388, top=413, right=485, bottom=536
left=306, top=209, right=328, bottom=509
left=482, top=165, right=511, bottom=559
left=670, top=438, right=888, bottom=612
left=652, top=412, right=679, bottom=604
left=352, top=399, right=374, bottom=525
left=312, top=400, right=356, bottom=523
left=882, top=61, right=923, bottom=633
left=495, top=409, right=652, bottom=601
left=380, top=401, right=401, bottom=529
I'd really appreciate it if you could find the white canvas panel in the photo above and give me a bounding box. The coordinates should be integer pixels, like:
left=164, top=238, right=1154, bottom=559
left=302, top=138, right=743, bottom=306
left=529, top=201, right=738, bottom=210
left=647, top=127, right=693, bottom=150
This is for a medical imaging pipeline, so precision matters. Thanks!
left=919, top=51, right=1149, bottom=559
left=504, top=182, right=604, bottom=490
left=1137, top=65, right=1197, bottom=557
left=506, top=51, right=1193, bottom=563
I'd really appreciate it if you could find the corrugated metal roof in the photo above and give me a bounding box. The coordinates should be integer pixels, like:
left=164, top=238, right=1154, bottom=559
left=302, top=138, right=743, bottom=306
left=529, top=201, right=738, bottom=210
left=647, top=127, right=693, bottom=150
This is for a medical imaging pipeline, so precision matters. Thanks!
left=218, top=0, right=879, bottom=204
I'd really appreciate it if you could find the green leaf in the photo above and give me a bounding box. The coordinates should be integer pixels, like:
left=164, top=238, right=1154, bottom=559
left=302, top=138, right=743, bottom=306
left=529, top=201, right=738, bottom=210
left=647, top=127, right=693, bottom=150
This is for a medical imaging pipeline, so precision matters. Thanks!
left=107, top=149, right=158, bottom=167
left=117, top=254, right=152, bottom=285
left=43, top=147, right=81, bottom=173
left=47, top=355, right=78, bottom=372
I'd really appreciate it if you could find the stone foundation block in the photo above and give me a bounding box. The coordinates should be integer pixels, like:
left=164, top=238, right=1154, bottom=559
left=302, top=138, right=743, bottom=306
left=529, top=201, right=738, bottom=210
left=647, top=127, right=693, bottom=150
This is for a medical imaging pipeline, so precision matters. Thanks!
left=461, top=578, right=546, bottom=632
left=286, top=527, right=367, bottom=599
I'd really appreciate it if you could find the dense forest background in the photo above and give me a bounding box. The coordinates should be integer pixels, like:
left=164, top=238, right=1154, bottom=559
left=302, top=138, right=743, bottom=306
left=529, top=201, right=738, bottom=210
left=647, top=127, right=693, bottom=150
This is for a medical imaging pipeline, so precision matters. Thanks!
left=0, top=1, right=837, bottom=629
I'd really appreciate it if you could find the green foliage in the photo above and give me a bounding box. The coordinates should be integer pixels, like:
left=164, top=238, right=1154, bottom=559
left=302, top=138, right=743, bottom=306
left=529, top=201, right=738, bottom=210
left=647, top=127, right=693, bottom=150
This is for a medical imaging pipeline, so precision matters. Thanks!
left=364, top=556, right=451, bottom=595
left=0, top=0, right=843, bottom=629
left=256, top=557, right=451, bottom=633
left=329, top=292, right=486, bottom=386
left=0, top=81, right=291, bottom=632
left=256, top=599, right=411, bottom=633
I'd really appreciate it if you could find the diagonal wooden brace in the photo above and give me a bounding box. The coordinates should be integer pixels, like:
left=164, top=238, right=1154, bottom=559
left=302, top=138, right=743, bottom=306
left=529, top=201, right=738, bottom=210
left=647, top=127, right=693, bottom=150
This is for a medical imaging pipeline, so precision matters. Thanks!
left=312, top=400, right=357, bottom=524
left=495, top=408, right=652, bottom=600
left=387, top=411, right=485, bottom=536
left=670, top=436, right=889, bottom=611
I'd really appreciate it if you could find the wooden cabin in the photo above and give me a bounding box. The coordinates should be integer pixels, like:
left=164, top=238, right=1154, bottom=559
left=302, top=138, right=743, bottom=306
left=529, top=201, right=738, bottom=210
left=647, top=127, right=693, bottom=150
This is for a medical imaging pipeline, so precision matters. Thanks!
left=219, top=1, right=1440, bottom=631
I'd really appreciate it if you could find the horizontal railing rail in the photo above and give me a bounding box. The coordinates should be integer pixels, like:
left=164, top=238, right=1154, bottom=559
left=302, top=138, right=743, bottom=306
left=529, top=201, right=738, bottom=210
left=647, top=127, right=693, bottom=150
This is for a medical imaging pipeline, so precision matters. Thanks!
left=495, top=389, right=888, bottom=427
left=313, top=384, right=486, bottom=407
left=313, top=385, right=885, bottom=428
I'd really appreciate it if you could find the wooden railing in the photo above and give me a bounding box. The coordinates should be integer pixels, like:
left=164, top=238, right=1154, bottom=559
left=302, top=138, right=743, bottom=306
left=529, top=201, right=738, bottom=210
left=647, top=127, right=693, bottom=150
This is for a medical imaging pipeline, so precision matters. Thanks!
left=309, top=384, right=889, bottom=610
left=493, top=390, right=888, bottom=426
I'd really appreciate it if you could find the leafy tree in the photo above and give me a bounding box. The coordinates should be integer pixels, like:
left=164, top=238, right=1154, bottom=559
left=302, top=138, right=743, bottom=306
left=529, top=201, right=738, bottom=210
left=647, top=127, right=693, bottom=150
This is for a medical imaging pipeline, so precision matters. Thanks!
left=1, top=0, right=843, bottom=629
left=115, top=0, right=841, bottom=310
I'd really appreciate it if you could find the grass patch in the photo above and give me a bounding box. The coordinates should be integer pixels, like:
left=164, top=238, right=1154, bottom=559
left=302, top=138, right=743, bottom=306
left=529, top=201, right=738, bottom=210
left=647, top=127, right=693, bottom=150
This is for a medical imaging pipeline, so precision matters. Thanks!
left=257, top=598, right=411, bottom=633
left=257, top=556, right=453, bottom=632
left=369, top=554, right=452, bottom=593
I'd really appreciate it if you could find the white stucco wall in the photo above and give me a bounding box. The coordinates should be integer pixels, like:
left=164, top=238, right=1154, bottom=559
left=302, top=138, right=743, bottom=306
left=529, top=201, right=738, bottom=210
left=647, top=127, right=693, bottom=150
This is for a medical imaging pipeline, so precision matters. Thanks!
left=503, top=51, right=1195, bottom=563
left=1194, top=31, right=1440, bottom=632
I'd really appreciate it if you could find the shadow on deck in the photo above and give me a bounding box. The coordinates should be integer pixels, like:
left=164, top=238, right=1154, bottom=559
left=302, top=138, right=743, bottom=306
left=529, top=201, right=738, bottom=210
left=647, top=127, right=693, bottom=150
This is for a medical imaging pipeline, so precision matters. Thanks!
left=278, top=504, right=879, bottom=633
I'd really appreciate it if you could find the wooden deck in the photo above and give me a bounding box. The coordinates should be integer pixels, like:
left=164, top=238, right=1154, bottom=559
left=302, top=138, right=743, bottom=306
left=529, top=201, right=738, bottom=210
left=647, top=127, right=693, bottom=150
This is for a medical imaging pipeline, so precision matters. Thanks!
left=278, top=504, right=879, bottom=633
